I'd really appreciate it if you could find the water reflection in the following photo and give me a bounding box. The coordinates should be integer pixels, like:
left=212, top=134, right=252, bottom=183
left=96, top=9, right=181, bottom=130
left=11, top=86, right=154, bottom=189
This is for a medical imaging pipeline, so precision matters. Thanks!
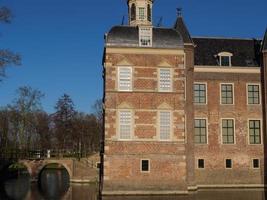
left=1, top=172, right=267, bottom=200
left=0, top=169, right=98, bottom=200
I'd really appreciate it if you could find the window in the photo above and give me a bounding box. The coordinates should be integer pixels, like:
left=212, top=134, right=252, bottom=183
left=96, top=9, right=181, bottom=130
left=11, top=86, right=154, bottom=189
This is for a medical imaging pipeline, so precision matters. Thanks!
left=130, top=4, right=136, bottom=21
left=248, top=84, right=260, bottom=104
left=141, top=159, right=150, bottom=172
left=198, top=159, right=205, bottom=169
left=159, top=68, right=171, bottom=92
left=139, top=27, right=152, bottom=47
left=194, top=83, right=206, bottom=104
left=220, top=56, right=230, bottom=66
left=249, top=120, right=261, bottom=144
left=138, top=7, right=145, bottom=20
left=147, top=4, right=151, bottom=22
left=225, top=159, right=232, bottom=169
left=218, top=52, right=232, bottom=66
left=96, top=162, right=101, bottom=169
left=118, top=67, right=132, bottom=91
left=221, top=84, right=233, bottom=104
left=159, top=111, right=171, bottom=140
left=194, top=119, right=207, bottom=144
left=253, top=159, right=260, bottom=169
left=222, top=119, right=234, bottom=144
left=119, top=110, right=132, bottom=140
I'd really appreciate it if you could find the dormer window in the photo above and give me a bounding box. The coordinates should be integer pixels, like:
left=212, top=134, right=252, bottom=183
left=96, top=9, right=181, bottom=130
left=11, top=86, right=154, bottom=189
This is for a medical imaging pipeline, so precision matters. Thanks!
left=218, top=52, right=233, bottom=67
left=139, top=27, right=152, bottom=47
left=138, top=7, right=145, bottom=20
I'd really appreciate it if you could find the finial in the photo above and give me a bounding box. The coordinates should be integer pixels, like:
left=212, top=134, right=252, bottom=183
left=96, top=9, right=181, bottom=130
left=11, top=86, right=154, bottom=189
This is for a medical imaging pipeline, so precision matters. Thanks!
left=177, top=8, right=182, bottom=17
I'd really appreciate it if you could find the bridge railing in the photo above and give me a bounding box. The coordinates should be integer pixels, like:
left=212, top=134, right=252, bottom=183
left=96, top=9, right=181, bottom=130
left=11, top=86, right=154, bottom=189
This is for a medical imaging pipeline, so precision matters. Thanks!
left=0, top=148, right=92, bottom=160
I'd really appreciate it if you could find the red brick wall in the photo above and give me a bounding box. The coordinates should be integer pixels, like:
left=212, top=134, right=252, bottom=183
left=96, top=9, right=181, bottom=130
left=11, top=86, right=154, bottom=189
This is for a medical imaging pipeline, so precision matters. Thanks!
left=194, top=72, right=264, bottom=185
left=103, top=51, right=187, bottom=192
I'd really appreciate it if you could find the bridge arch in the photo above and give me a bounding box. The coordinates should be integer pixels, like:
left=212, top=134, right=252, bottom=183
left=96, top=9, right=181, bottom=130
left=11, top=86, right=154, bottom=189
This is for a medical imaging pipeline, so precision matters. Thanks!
left=37, top=161, right=72, bottom=182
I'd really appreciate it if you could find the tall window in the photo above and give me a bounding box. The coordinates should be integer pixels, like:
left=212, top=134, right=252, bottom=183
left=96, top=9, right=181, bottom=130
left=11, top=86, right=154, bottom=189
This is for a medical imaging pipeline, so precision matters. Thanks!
left=138, top=7, right=145, bottom=20
left=248, top=84, right=260, bottom=104
left=249, top=120, right=261, bottom=144
left=221, top=84, right=233, bottom=104
left=118, top=67, right=132, bottom=91
left=159, top=111, right=171, bottom=140
left=194, top=119, right=207, bottom=144
left=159, top=68, right=171, bottom=92
left=222, top=119, right=234, bottom=144
left=139, top=27, right=152, bottom=47
left=119, top=110, right=132, bottom=140
left=130, top=4, right=136, bottom=21
left=194, top=83, right=206, bottom=104
left=225, top=159, right=232, bottom=169
left=147, top=4, right=151, bottom=22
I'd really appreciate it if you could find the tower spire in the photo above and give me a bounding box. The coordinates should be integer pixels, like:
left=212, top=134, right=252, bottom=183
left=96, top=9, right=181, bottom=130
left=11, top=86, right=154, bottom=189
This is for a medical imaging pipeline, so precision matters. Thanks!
left=127, top=0, right=153, bottom=26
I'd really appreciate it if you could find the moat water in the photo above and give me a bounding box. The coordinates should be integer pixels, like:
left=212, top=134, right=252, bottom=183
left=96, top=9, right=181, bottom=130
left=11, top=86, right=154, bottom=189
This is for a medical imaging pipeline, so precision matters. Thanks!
left=1, top=169, right=267, bottom=200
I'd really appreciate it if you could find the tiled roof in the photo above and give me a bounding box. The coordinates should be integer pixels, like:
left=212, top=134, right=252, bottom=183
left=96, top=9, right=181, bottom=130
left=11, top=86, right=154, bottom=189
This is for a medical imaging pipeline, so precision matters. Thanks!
left=105, top=26, right=183, bottom=49
left=193, top=37, right=262, bottom=67
left=174, top=16, right=193, bottom=44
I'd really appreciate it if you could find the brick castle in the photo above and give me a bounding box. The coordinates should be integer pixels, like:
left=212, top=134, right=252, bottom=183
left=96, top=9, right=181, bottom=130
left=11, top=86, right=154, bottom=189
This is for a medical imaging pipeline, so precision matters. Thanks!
left=100, top=0, right=267, bottom=195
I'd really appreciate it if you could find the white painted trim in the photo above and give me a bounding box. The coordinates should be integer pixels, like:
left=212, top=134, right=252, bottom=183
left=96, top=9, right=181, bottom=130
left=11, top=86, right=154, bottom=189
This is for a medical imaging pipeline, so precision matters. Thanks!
left=194, top=66, right=260, bottom=74
left=140, top=159, right=150, bottom=173
left=194, top=117, right=209, bottom=145
left=220, top=83, right=234, bottom=105
left=190, top=184, right=265, bottom=190
left=117, top=109, right=134, bottom=141
left=117, top=66, right=133, bottom=92
left=247, top=118, right=263, bottom=145
left=246, top=83, right=261, bottom=105
left=157, top=110, right=173, bottom=141
left=218, top=52, right=233, bottom=67
left=158, top=68, right=173, bottom=92
left=193, top=82, right=208, bottom=105
left=220, top=118, right=236, bottom=145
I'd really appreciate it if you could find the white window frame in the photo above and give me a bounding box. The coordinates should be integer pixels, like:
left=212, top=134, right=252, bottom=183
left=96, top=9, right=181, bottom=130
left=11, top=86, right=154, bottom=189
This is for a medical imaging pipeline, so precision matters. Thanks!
left=140, top=159, right=150, bottom=173
left=158, top=110, right=172, bottom=141
left=138, top=7, right=146, bottom=20
left=247, top=118, right=262, bottom=145
left=118, top=110, right=133, bottom=140
left=118, top=67, right=132, bottom=91
left=194, top=82, right=208, bottom=105
left=194, top=118, right=208, bottom=145
left=218, top=52, right=233, bottom=67
left=158, top=68, right=172, bottom=92
left=139, top=27, right=152, bottom=47
left=221, top=118, right=236, bottom=145
left=220, top=83, right=234, bottom=105
left=246, top=83, right=261, bottom=105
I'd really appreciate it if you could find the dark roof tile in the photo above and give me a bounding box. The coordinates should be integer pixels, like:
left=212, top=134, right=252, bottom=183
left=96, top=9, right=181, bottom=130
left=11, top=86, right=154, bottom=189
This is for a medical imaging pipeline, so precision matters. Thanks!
left=174, top=16, right=193, bottom=44
left=193, top=37, right=262, bottom=67
left=106, top=26, right=183, bottom=49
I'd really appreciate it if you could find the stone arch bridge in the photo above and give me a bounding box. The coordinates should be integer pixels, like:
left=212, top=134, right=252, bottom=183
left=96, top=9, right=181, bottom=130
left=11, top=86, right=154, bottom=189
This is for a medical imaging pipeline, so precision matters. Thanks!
left=17, top=157, right=99, bottom=183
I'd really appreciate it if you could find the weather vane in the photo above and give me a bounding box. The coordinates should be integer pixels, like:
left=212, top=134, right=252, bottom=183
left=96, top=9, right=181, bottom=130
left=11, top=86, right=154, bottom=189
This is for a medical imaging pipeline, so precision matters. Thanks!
left=177, top=8, right=182, bottom=17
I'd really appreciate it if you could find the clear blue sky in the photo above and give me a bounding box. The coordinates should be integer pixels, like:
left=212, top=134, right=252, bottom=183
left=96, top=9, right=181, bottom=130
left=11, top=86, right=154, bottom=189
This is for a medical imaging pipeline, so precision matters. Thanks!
left=0, top=0, right=266, bottom=113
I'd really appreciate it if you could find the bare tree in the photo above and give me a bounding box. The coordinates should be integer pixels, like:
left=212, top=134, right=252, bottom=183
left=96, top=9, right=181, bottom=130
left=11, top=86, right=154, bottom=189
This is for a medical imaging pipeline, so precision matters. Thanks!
left=0, top=6, right=21, bottom=81
left=9, top=86, right=44, bottom=150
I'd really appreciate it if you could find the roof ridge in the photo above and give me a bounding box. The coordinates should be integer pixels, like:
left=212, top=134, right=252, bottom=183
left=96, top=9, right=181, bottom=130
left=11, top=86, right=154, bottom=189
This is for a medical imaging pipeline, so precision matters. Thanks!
left=192, top=36, right=262, bottom=41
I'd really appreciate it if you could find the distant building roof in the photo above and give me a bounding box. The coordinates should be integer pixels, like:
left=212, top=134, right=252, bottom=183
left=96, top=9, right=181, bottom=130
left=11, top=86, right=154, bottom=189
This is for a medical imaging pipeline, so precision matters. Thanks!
left=174, top=16, right=193, bottom=44
left=105, top=26, right=184, bottom=49
left=193, top=37, right=262, bottom=67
